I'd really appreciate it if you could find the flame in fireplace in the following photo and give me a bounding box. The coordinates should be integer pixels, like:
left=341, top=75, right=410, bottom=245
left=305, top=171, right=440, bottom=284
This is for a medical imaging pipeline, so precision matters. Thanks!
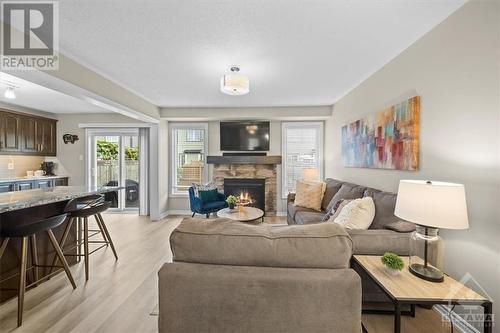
left=238, top=192, right=252, bottom=205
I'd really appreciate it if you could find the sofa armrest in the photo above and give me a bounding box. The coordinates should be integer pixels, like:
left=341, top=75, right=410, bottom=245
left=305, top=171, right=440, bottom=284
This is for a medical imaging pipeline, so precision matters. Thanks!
left=190, top=196, right=204, bottom=212
left=287, top=192, right=296, bottom=204
left=159, top=262, right=361, bottom=333
left=384, top=220, right=416, bottom=233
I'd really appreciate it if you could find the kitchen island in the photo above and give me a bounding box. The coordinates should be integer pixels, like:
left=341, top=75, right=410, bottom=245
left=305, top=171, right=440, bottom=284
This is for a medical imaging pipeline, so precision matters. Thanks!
left=0, top=186, right=123, bottom=303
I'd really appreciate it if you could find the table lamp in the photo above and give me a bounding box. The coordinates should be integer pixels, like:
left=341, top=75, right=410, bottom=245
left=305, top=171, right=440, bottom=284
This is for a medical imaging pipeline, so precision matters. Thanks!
left=395, top=180, right=469, bottom=282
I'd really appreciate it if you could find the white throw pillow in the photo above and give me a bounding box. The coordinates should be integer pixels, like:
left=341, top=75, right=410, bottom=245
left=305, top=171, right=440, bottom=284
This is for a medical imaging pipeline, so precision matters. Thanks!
left=333, top=197, right=375, bottom=230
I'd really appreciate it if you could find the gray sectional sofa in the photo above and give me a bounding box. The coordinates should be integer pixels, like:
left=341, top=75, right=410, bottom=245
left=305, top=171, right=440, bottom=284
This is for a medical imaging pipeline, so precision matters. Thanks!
left=287, top=178, right=415, bottom=306
left=159, top=218, right=362, bottom=333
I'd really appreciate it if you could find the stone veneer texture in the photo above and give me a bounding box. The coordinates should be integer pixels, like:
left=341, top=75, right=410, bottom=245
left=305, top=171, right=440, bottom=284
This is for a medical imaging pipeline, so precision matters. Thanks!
left=212, top=164, right=277, bottom=216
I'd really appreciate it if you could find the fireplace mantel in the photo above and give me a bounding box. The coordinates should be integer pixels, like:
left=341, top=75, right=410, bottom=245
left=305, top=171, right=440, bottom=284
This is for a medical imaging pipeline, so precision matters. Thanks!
left=207, top=155, right=282, bottom=165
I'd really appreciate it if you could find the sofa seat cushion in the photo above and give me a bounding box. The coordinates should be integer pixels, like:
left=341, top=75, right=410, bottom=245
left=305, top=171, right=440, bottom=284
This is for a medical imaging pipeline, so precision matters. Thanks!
left=287, top=202, right=318, bottom=220
left=384, top=220, right=416, bottom=233
left=295, top=211, right=326, bottom=224
left=203, top=201, right=227, bottom=211
left=171, top=217, right=353, bottom=269
left=347, top=229, right=411, bottom=255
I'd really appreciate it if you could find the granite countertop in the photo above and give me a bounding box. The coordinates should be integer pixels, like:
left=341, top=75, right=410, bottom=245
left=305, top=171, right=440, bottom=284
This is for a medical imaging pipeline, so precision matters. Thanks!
left=0, top=175, right=69, bottom=184
left=0, top=186, right=124, bottom=213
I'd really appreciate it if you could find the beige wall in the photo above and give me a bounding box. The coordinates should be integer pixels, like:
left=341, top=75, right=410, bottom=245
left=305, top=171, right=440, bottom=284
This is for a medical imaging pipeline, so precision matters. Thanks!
left=167, top=121, right=285, bottom=212
left=160, top=106, right=331, bottom=121
left=164, top=106, right=331, bottom=213
left=157, top=120, right=170, bottom=217
left=325, top=0, right=500, bottom=327
left=50, top=113, right=141, bottom=186
left=168, top=119, right=324, bottom=213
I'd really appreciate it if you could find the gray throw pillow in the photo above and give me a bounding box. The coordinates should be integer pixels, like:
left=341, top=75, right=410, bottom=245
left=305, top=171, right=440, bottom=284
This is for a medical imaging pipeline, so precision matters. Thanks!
left=325, top=183, right=366, bottom=212
left=363, top=189, right=399, bottom=229
left=322, top=199, right=353, bottom=222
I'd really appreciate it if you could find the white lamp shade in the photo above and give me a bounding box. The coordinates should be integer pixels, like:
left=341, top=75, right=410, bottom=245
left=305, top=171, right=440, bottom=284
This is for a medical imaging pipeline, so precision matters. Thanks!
left=395, top=180, right=469, bottom=229
left=300, top=168, right=319, bottom=182
left=220, top=74, right=249, bottom=95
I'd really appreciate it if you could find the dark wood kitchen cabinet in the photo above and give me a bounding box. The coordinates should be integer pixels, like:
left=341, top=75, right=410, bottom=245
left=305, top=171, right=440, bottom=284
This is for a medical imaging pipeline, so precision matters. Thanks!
left=0, top=109, right=57, bottom=156
left=0, top=111, right=21, bottom=152
left=36, top=118, right=56, bottom=155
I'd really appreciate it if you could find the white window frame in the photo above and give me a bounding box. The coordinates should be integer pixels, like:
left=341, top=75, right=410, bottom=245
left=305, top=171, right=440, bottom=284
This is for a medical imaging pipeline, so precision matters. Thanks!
left=169, top=122, right=209, bottom=197
left=281, top=121, right=324, bottom=198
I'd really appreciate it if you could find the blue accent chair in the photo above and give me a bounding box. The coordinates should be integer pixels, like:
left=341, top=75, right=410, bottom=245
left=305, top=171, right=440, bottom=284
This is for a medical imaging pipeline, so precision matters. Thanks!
left=189, top=187, right=227, bottom=218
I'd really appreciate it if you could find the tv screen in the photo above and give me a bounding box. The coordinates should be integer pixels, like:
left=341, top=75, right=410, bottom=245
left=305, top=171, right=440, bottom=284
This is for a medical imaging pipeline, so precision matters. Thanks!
left=220, top=121, right=270, bottom=151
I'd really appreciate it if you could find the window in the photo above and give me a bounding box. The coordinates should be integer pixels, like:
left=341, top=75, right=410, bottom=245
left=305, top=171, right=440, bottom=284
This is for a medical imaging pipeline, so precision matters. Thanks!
left=185, top=129, right=203, bottom=142
left=170, top=123, right=208, bottom=195
left=282, top=122, right=324, bottom=198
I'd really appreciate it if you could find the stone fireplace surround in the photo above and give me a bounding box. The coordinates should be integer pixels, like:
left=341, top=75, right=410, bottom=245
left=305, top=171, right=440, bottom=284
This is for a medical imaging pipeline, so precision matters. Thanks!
left=208, top=155, right=282, bottom=216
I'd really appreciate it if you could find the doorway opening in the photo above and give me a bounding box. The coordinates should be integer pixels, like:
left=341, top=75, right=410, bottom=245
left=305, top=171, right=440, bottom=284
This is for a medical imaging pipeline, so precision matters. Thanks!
left=86, top=128, right=148, bottom=214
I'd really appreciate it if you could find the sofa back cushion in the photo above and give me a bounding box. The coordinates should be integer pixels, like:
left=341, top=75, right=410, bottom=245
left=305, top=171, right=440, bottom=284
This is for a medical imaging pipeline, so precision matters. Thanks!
left=321, top=179, right=344, bottom=211
left=198, top=189, right=219, bottom=203
left=363, top=188, right=400, bottom=229
left=171, top=218, right=353, bottom=269
left=326, top=183, right=366, bottom=212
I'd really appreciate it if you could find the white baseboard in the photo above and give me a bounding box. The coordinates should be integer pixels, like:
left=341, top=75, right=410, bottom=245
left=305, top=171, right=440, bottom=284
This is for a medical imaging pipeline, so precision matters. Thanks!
left=167, top=210, right=193, bottom=216
left=434, top=305, right=479, bottom=333
left=156, top=210, right=170, bottom=220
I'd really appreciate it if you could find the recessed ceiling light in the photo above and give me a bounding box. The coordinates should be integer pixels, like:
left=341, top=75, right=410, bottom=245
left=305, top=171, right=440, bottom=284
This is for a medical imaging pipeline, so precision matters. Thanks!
left=220, top=66, right=249, bottom=96
left=4, top=87, right=16, bottom=99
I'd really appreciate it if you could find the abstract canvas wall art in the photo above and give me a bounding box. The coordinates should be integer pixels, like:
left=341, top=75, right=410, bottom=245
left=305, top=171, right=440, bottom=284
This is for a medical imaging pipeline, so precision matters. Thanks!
left=341, top=96, right=420, bottom=170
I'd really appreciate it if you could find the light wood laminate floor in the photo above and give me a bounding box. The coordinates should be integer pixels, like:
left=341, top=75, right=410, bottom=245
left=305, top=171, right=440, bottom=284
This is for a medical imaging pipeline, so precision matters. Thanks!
left=0, top=214, right=451, bottom=333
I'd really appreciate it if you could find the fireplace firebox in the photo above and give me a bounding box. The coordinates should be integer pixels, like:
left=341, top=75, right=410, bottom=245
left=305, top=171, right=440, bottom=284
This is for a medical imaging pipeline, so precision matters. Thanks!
left=224, top=178, right=266, bottom=213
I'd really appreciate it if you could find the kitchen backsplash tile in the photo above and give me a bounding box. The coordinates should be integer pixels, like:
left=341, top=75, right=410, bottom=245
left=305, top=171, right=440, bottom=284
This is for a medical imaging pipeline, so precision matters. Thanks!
left=0, top=156, right=45, bottom=179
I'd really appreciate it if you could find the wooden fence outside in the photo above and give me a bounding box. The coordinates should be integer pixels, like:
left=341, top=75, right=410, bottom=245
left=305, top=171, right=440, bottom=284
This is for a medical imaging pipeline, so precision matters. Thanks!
left=96, top=160, right=139, bottom=186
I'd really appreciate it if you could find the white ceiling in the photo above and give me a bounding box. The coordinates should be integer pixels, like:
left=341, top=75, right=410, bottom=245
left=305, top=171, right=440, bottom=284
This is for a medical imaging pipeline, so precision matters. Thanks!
left=56, top=0, right=465, bottom=108
left=0, top=73, right=110, bottom=113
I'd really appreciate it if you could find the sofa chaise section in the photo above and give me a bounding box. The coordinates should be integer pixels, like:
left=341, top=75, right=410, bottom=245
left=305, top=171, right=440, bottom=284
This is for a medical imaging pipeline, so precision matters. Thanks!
left=286, top=178, right=415, bottom=308
left=159, top=218, right=362, bottom=333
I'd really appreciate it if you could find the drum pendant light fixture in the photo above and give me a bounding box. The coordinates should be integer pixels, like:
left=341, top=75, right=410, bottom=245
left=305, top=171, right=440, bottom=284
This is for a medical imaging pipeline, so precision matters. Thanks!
left=220, top=66, right=249, bottom=96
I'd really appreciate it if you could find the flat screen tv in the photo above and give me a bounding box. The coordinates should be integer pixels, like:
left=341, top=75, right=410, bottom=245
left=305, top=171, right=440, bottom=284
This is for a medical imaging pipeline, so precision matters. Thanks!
left=220, top=121, right=270, bottom=151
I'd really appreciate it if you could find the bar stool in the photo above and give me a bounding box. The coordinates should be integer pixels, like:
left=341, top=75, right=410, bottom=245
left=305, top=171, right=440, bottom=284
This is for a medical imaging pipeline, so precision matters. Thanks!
left=0, top=213, right=77, bottom=327
left=51, top=194, right=118, bottom=281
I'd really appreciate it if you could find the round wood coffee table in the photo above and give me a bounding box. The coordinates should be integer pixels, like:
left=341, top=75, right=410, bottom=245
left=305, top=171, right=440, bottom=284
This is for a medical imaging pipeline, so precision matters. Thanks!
left=217, top=207, right=264, bottom=222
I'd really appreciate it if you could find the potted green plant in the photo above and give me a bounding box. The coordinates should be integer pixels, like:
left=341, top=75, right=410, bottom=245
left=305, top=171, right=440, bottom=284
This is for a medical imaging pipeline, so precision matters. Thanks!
left=381, top=252, right=405, bottom=276
left=226, top=195, right=237, bottom=210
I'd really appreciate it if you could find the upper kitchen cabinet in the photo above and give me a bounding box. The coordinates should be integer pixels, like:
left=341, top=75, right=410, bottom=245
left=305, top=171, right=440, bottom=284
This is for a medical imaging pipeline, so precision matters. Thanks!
left=0, top=109, right=57, bottom=156
left=0, top=111, right=21, bottom=152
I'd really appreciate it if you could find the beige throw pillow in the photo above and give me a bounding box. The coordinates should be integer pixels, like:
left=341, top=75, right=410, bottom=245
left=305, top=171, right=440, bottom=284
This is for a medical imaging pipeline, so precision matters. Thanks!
left=294, top=180, right=326, bottom=211
left=333, top=197, right=375, bottom=229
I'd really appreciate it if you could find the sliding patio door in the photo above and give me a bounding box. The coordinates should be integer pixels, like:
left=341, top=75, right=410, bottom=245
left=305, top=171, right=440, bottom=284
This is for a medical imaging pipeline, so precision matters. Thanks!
left=87, top=129, right=142, bottom=212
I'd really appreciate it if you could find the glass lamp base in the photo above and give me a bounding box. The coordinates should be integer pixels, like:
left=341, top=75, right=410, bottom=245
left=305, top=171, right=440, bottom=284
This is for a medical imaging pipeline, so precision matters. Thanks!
left=409, top=263, right=444, bottom=282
